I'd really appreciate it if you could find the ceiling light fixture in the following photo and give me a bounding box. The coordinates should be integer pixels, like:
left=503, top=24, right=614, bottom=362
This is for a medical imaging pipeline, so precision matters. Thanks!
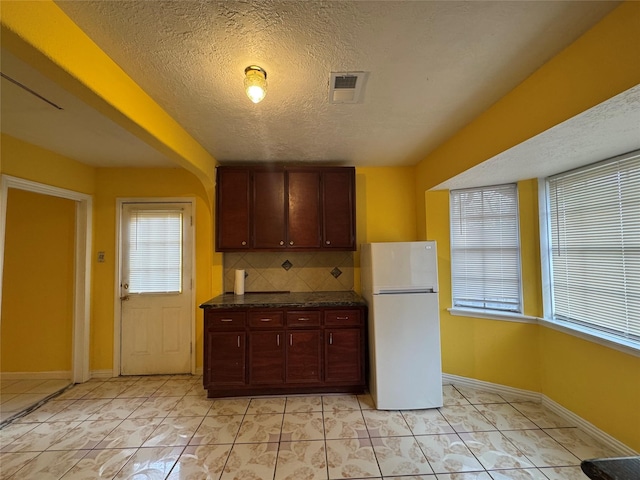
left=244, top=65, right=267, bottom=104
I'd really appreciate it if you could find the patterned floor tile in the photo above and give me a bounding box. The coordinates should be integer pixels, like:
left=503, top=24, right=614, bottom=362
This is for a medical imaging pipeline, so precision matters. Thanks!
left=501, top=429, right=581, bottom=468
left=11, top=449, right=88, bottom=479
left=509, top=402, right=575, bottom=429
left=322, top=395, right=361, bottom=412
left=220, top=442, right=278, bottom=480
left=285, top=396, right=323, bottom=413
left=371, top=436, right=433, bottom=476
left=275, top=440, right=328, bottom=480
left=363, top=409, right=413, bottom=437
left=403, top=409, right=456, bottom=435
left=142, top=416, right=204, bottom=447
left=113, top=446, right=184, bottom=479
left=281, top=412, right=325, bottom=441
left=439, top=405, right=497, bottom=433
left=189, top=414, right=243, bottom=445
left=415, top=433, right=484, bottom=474
left=236, top=413, right=283, bottom=443
left=326, top=437, right=381, bottom=479
left=459, top=431, right=534, bottom=470
left=166, top=444, right=232, bottom=480
left=59, top=448, right=137, bottom=479
left=542, top=427, right=618, bottom=460
left=324, top=410, right=368, bottom=439
left=246, top=397, right=286, bottom=414
left=473, top=403, right=538, bottom=430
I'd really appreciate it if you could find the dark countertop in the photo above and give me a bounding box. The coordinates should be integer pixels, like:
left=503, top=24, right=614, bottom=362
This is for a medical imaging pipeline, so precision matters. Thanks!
left=581, top=457, right=640, bottom=480
left=200, top=291, right=366, bottom=309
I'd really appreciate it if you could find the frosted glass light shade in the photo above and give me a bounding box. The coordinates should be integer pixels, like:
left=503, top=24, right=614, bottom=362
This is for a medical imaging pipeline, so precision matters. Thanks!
left=244, top=66, right=267, bottom=103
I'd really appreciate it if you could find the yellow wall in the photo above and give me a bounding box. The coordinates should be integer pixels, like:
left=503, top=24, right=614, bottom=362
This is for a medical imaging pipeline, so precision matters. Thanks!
left=425, top=179, right=640, bottom=451
left=353, top=166, right=418, bottom=291
left=1, top=1, right=217, bottom=199
left=415, top=1, right=640, bottom=239
left=1, top=189, right=75, bottom=372
left=425, top=181, right=542, bottom=392
left=91, top=168, right=220, bottom=371
left=540, top=328, right=640, bottom=450
left=416, top=2, right=640, bottom=451
left=0, top=134, right=96, bottom=194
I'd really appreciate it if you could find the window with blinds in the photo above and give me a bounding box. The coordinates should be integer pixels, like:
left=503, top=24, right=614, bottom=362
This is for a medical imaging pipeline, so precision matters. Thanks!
left=546, top=152, right=640, bottom=345
left=128, top=209, right=183, bottom=294
left=450, top=184, right=522, bottom=312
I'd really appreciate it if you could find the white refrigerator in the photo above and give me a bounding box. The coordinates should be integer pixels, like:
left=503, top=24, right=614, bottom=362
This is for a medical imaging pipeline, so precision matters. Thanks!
left=361, top=241, right=443, bottom=410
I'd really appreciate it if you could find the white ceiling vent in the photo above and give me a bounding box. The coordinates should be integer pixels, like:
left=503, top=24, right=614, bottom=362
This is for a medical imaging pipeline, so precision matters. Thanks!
left=329, top=72, right=368, bottom=104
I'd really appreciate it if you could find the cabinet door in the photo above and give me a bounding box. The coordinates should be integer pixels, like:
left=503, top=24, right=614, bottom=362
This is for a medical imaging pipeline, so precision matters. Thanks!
left=206, top=331, right=246, bottom=386
left=287, top=170, right=321, bottom=248
left=325, top=328, right=362, bottom=383
left=322, top=169, right=356, bottom=249
left=249, top=331, right=285, bottom=385
left=286, top=330, right=322, bottom=383
left=253, top=169, right=286, bottom=248
left=216, top=168, right=250, bottom=251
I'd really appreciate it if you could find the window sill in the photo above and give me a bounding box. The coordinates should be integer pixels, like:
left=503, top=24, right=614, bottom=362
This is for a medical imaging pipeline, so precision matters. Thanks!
left=448, top=307, right=537, bottom=324
left=537, top=318, right=640, bottom=358
left=448, top=307, right=640, bottom=357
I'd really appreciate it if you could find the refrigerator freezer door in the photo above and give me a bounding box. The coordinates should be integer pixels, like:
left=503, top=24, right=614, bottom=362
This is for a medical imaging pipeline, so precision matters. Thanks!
left=368, top=292, right=442, bottom=410
left=368, top=242, right=438, bottom=293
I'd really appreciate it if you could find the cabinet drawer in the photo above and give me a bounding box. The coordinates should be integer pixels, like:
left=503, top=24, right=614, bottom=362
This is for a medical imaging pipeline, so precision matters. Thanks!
left=286, top=310, right=321, bottom=327
left=206, top=311, right=246, bottom=328
left=249, top=311, right=284, bottom=328
left=324, top=310, right=361, bottom=326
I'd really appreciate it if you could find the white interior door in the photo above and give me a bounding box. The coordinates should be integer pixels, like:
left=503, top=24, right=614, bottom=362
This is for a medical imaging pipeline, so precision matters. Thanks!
left=120, top=202, right=193, bottom=375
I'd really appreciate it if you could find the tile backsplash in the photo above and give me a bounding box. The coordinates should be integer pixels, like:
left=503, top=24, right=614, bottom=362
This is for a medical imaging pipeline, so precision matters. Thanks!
left=224, top=251, right=354, bottom=293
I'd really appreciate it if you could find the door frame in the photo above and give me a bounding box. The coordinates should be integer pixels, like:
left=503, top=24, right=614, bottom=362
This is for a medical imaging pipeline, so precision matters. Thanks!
left=0, top=174, right=92, bottom=384
left=114, top=197, right=196, bottom=377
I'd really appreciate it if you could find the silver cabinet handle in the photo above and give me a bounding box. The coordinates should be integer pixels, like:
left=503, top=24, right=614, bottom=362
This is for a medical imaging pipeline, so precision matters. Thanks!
left=329, top=332, right=333, bottom=345
left=237, top=335, right=241, bottom=348
left=298, top=317, right=310, bottom=321
left=337, top=316, right=349, bottom=320
left=279, top=240, right=284, bottom=245
left=260, top=318, right=271, bottom=322
left=241, top=241, right=247, bottom=246
left=289, top=241, right=294, bottom=245
left=221, top=318, right=233, bottom=322
left=326, top=240, right=331, bottom=245
left=277, top=334, right=280, bottom=346
left=290, top=334, right=293, bottom=346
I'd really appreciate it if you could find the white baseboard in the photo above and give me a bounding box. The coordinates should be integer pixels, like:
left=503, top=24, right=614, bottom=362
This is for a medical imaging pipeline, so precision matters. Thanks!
left=0, top=371, right=72, bottom=380
left=442, top=373, right=637, bottom=456
left=442, top=373, right=540, bottom=402
left=90, top=369, right=202, bottom=379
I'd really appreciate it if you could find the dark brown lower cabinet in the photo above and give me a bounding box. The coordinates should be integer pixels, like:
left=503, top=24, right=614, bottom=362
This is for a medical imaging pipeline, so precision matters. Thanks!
left=325, top=328, right=362, bottom=383
left=206, top=331, right=246, bottom=386
left=203, top=306, right=365, bottom=398
left=286, top=331, right=322, bottom=383
left=249, top=331, right=284, bottom=385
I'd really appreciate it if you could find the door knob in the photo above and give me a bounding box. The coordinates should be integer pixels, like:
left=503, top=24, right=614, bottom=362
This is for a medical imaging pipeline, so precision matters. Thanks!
left=120, top=295, right=130, bottom=301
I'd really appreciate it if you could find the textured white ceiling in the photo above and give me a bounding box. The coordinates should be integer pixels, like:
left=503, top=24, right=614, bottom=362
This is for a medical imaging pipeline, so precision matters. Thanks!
left=41, top=0, right=619, bottom=168
left=434, top=84, right=640, bottom=190
left=2, top=0, right=632, bottom=182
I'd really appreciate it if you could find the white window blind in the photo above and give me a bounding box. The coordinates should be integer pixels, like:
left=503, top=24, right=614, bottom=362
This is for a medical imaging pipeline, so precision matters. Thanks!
left=128, top=209, right=183, bottom=294
left=547, top=152, right=640, bottom=344
left=450, top=184, right=522, bottom=312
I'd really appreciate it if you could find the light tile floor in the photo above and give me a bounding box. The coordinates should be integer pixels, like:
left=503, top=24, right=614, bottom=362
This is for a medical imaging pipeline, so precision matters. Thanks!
left=0, top=379, right=71, bottom=424
left=0, top=376, right=623, bottom=479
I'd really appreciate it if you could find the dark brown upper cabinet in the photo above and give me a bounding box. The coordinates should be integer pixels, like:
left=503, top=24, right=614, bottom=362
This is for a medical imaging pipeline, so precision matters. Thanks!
left=215, top=167, right=250, bottom=251
left=215, top=166, right=355, bottom=252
